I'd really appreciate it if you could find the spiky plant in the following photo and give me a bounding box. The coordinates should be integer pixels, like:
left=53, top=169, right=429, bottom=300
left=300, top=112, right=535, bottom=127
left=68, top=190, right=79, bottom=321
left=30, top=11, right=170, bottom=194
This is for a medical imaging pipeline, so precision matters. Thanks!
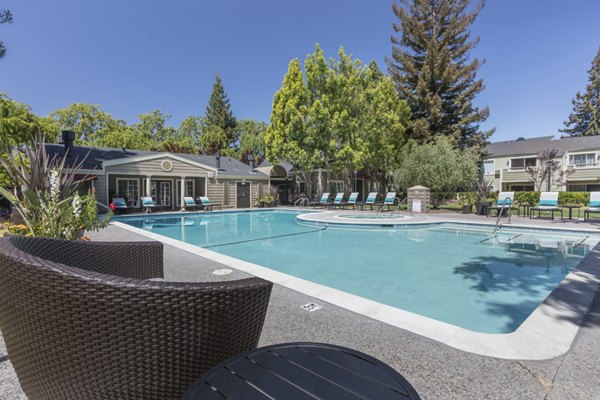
left=0, top=135, right=93, bottom=238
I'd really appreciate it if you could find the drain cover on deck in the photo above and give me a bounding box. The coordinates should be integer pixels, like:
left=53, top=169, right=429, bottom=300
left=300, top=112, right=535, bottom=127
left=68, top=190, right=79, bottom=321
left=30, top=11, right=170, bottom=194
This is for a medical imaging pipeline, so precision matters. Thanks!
left=301, top=303, right=322, bottom=312
left=212, top=268, right=233, bottom=276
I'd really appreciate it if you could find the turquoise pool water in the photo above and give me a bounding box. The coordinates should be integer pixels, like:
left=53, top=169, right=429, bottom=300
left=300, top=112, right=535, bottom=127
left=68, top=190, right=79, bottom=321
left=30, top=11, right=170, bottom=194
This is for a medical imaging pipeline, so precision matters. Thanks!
left=117, top=210, right=597, bottom=333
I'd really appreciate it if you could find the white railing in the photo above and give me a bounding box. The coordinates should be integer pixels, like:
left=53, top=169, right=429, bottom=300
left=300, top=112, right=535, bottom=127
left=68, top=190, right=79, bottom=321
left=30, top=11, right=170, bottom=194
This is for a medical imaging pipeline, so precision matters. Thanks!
left=294, top=197, right=309, bottom=209
left=568, top=163, right=598, bottom=169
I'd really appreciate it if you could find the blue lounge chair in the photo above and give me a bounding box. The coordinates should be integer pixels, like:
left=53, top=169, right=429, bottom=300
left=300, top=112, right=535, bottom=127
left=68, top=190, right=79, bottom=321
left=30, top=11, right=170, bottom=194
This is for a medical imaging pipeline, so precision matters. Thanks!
left=487, top=191, right=514, bottom=217
left=342, top=192, right=359, bottom=209
left=530, top=192, right=562, bottom=220
left=112, top=197, right=130, bottom=214
left=379, top=192, right=397, bottom=212
left=357, top=192, right=378, bottom=211
left=199, top=196, right=222, bottom=211
left=584, top=192, right=600, bottom=221
left=310, top=192, right=331, bottom=208
left=328, top=192, right=345, bottom=209
left=141, top=196, right=159, bottom=213
left=184, top=197, right=202, bottom=211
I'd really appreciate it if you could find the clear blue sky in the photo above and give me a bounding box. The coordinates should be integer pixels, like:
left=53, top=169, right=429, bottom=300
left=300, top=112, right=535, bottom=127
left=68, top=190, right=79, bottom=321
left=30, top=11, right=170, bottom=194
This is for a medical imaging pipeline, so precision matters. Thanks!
left=1, top=0, right=599, bottom=142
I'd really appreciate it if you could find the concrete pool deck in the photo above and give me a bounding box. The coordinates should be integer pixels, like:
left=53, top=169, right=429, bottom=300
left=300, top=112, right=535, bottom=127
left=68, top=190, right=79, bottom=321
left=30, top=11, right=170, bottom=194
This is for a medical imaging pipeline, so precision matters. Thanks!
left=2, top=211, right=600, bottom=399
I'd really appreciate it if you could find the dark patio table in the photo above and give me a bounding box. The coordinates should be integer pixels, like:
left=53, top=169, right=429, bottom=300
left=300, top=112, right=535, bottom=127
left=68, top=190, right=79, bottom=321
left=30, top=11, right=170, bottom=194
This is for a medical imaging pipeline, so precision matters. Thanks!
left=181, top=342, right=421, bottom=400
left=560, top=204, right=580, bottom=220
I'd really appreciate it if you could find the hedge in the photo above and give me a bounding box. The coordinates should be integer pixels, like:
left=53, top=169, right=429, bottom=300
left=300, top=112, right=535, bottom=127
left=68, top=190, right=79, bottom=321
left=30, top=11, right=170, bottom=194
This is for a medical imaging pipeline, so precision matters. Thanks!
left=452, top=191, right=591, bottom=206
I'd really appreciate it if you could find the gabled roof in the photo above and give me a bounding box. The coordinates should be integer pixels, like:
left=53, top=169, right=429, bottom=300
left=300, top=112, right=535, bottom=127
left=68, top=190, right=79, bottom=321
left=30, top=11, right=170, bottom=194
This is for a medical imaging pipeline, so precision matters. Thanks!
left=484, top=135, right=600, bottom=158
left=103, top=152, right=217, bottom=172
left=44, top=144, right=269, bottom=178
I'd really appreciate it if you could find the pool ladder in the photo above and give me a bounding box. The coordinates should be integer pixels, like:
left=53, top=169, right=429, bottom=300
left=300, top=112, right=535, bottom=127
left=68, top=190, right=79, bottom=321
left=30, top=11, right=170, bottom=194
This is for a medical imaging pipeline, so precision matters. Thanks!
left=294, top=197, right=309, bottom=209
left=493, top=197, right=512, bottom=234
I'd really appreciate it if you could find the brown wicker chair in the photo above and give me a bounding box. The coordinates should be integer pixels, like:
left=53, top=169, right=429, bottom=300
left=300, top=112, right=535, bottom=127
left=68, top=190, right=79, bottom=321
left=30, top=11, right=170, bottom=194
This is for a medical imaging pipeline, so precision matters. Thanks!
left=0, top=236, right=273, bottom=400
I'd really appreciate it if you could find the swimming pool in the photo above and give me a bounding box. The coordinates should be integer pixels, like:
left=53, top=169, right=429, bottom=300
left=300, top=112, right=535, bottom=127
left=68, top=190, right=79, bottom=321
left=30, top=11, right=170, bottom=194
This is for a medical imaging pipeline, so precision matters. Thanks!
left=116, top=210, right=598, bottom=334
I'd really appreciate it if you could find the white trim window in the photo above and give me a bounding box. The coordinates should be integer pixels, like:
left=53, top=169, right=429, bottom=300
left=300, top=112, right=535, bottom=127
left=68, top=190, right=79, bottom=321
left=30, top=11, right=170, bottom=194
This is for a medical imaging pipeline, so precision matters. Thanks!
left=510, top=157, right=537, bottom=170
left=568, top=153, right=596, bottom=168
left=483, top=160, right=495, bottom=175
left=116, top=178, right=140, bottom=207
left=176, top=180, right=195, bottom=205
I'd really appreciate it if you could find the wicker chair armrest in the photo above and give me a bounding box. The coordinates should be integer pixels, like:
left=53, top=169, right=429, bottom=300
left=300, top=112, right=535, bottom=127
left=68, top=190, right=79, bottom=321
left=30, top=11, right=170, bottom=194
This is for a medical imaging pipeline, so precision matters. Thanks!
left=6, top=237, right=164, bottom=279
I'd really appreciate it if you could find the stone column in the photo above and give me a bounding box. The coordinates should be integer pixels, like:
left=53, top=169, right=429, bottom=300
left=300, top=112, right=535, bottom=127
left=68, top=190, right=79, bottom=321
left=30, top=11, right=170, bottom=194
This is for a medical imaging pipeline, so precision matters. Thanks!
left=407, top=185, right=431, bottom=214
left=180, top=176, right=186, bottom=211
left=146, top=175, right=152, bottom=197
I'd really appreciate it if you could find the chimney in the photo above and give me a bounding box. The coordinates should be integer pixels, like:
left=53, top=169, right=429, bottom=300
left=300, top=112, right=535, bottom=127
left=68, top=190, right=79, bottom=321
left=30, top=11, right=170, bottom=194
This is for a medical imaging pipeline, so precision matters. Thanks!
left=215, top=151, right=221, bottom=170
left=61, top=130, right=75, bottom=156
left=248, top=153, right=255, bottom=170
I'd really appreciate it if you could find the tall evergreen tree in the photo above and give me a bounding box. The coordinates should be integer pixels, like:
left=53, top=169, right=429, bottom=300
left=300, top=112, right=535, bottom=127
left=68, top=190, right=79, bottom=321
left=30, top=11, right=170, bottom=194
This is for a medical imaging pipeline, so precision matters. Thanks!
left=0, top=9, right=13, bottom=59
left=387, top=0, right=493, bottom=148
left=205, top=74, right=237, bottom=147
left=561, top=47, right=600, bottom=137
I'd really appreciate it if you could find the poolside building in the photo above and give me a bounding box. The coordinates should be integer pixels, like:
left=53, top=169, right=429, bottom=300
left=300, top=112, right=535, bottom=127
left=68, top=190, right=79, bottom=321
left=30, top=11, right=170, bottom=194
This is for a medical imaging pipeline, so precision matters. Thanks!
left=482, top=135, right=600, bottom=192
left=45, top=135, right=272, bottom=211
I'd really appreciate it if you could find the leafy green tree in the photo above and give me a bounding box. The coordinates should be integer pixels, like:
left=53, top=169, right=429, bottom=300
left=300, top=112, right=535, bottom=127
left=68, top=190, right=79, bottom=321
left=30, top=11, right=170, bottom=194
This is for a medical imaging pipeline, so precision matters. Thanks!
left=388, top=0, right=493, bottom=148
left=267, top=45, right=411, bottom=195
left=328, top=47, right=365, bottom=190
left=0, top=95, right=59, bottom=186
left=0, top=9, right=13, bottom=59
left=266, top=58, right=323, bottom=195
left=360, top=69, right=411, bottom=190
left=177, top=116, right=205, bottom=144
left=205, top=74, right=237, bottom=147
left=134, top=110, right=176, bottom=143
left=93, top=125, right=150, bottom=150
left=561, top=47, right=600, bottom=137
left=238, top=119, right=268, bottom=164
left=198, top=125, right=228, bottom=155
left=393, top=136, right=479, bottom=206
left=50, top=103, right=123, bottom=144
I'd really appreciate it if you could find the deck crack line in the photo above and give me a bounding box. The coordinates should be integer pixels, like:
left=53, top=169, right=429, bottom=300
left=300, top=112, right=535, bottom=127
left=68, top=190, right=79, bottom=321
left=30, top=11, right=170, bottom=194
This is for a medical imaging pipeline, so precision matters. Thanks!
left=516, top=361, right=553, bottom=394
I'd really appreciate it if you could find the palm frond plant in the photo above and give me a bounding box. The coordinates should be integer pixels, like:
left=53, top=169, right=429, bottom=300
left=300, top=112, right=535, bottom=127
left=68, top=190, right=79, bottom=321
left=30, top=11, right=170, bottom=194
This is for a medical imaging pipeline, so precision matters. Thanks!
left=0, top=135, right=110, bottom=239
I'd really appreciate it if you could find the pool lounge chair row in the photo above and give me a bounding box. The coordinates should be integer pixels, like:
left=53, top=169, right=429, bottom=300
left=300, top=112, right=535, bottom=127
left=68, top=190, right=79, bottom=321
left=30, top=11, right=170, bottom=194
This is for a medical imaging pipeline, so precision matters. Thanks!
left=112, top=196, right=221, bottom=214
left=310, top=192, right=398, bottom=211
left=488, top=191, right=600, bottom=221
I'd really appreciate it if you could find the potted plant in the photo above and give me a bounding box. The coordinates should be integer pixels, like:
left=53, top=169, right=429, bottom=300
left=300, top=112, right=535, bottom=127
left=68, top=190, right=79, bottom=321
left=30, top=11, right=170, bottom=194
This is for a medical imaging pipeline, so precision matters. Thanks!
left=256, top=194, right=276, bottom=208
left=459, top=192, right=475, bottom=214
left=475, top=179, right=494, bottom=215
left=0, top=135, right=111, bottom=240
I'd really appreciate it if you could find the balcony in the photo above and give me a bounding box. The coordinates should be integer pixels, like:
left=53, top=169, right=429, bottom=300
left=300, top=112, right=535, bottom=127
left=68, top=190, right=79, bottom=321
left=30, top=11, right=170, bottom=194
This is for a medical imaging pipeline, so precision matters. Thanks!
left=567, top=164, right=600, bottom=181
left=502, top=168, right=531, bottom=183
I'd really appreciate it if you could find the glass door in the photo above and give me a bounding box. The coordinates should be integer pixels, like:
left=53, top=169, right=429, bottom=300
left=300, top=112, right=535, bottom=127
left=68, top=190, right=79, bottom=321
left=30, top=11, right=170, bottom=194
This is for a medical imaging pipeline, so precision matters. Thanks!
left=160, top=181, right=171, bottom=208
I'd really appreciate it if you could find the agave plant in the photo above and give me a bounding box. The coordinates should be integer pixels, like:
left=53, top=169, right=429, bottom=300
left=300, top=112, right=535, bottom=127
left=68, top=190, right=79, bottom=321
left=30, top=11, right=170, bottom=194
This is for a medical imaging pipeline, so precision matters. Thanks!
left=0, top=135, right=94, bottom=239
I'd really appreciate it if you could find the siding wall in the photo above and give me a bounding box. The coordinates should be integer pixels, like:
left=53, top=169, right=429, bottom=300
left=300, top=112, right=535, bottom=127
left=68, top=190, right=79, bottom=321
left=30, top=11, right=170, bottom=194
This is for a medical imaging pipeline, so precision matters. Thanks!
left=207, top=181, right=225, bottom=206
left=106, top=157, right=213, bottom=176
left=93, top=174, right=108, bottom=208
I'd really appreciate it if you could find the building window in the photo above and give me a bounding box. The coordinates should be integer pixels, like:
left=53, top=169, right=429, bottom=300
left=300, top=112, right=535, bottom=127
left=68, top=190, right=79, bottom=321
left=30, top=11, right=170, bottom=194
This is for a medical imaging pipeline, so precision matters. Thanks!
left=568, top=184, right=586, bottom=192
left=330, top=180, right=344, bottom=194
left=509, top=185, right=534, bottom=191
left=186, top=180, right=194, bottom=197
left=568, top=153, right=596, bottom=167
left=298, top=181, right=306, bottom=195
left=116, top=178, right=139, bottom=207
left=510, top=157, right=537, bottom=170
left=568, top=184, right=600, bottom=192
left=483, top=160, right=494, bottom=175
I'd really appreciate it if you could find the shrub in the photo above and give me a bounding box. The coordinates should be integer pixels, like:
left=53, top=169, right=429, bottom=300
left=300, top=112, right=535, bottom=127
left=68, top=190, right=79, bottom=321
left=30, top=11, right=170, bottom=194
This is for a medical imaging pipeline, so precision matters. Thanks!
left=514, top=192, right=540, bottom=205
left=558, top=191, right=589, bottom=205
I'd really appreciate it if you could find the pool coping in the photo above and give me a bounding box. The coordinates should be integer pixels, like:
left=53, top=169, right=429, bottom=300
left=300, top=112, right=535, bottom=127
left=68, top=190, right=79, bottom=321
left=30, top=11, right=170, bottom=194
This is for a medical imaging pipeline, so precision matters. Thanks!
left=111, top=211, right=600, bottom=360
